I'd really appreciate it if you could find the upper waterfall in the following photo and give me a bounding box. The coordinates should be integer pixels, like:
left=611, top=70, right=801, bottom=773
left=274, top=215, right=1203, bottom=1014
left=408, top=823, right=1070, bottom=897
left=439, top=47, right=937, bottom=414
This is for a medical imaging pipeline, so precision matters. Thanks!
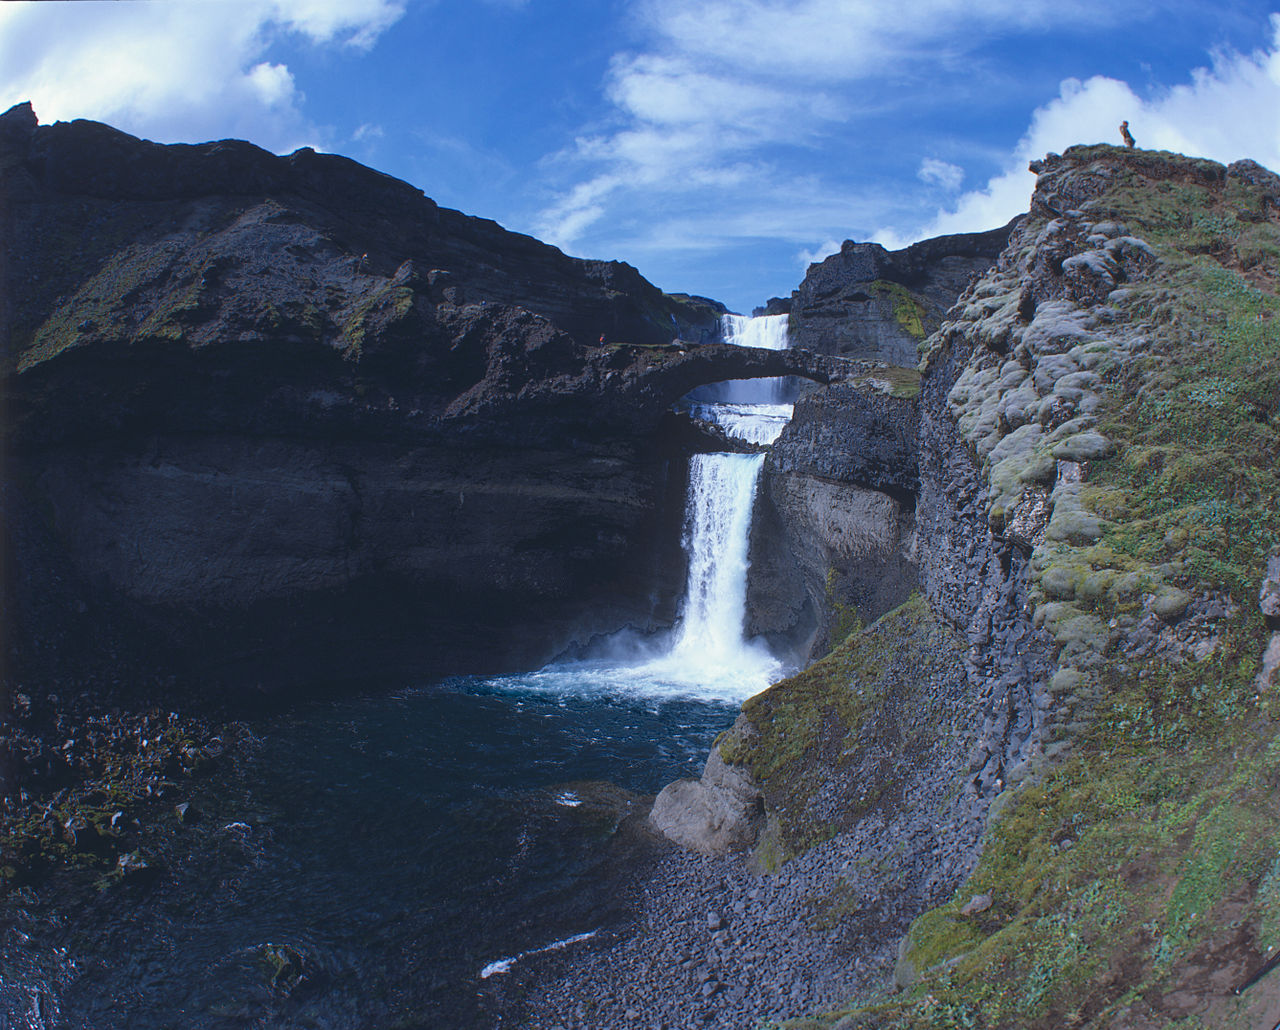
left=722, top=312, right=790, bottom=351
left=690, top=313, right=792, bottom=407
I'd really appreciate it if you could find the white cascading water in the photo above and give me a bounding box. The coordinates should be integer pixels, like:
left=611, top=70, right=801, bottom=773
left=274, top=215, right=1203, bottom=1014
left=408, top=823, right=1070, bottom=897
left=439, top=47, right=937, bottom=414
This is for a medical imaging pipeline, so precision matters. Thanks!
left=692, top=313, right=790, bottom=406
left=623, top=311, right=796, bottom=697
left=480, top=313, right=794, bottom=703
left=722, top=312, right=790, bottom=352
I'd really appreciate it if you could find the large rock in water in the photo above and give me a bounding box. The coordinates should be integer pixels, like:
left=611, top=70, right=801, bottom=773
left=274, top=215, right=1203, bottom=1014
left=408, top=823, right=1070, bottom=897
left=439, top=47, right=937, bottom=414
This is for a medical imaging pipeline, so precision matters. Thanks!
left=649, top=750, right=763, bottom=853
left=0, top=103, right=848, bottom=698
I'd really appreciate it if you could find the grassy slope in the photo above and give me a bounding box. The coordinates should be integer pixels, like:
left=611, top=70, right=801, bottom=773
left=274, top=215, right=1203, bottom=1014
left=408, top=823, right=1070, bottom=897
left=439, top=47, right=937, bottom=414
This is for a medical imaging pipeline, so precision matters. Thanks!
left=761, top=148, right=1280, bottom=1029
left=720, top=594, right=963, bottom=868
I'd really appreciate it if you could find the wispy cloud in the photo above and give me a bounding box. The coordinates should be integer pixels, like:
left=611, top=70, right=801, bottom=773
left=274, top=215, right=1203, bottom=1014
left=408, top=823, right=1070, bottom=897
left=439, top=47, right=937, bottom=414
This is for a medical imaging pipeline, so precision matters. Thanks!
left=534, top=0, right=1140, bottom=254
left=0, top=0, right=405, bottom=152
left=536, top=0, right=1279, bottom=304
left=918, top=158, right=964, bottom=192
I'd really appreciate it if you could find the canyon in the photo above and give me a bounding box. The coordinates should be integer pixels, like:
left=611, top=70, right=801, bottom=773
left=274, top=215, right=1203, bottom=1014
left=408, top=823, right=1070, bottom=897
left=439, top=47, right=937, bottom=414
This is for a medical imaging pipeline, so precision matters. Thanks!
left=3, top=100, right=1280, bottom=1029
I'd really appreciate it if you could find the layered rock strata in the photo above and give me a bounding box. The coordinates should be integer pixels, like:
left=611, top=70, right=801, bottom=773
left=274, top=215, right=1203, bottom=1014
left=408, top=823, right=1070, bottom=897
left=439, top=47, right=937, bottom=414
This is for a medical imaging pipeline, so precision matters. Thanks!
left=787, top=221, right=1015, bottom=364
left=0, top=103, right=855, bottom=696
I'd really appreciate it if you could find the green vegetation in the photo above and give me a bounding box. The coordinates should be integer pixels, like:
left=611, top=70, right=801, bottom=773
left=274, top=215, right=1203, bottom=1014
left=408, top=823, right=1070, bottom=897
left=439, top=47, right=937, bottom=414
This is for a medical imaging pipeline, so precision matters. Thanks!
left=340, top=282, right=415, bottom=358
left=851, top=364, right=922, bottom=400
left=719, top=594, right=962, bottom=862
left=1092, top=270, right=1279, bottom=607
left=759, top=148, right=1280, bottom=1028
left=870, top=280, right=929, bottom=340
left=824, top=566, right=865, bottom=649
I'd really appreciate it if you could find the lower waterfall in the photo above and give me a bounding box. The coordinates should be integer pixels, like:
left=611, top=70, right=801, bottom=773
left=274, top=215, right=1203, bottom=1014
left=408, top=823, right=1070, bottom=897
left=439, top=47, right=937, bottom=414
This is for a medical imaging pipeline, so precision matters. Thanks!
left=482, top=315, right=794, bottom=702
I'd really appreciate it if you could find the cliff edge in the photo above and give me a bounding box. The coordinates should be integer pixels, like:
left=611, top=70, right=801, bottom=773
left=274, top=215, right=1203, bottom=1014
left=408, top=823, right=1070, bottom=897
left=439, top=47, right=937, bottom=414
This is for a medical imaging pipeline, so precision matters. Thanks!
left=0, top=101, right=852, bottom=698
left=651, top=145, right=1280, bottom=1029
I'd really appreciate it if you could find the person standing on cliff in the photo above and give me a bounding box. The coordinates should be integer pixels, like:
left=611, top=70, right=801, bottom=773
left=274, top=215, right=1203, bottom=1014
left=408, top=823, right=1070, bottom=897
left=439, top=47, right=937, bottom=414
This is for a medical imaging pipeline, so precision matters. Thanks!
left=1120, top=120, right=1136, bottom=148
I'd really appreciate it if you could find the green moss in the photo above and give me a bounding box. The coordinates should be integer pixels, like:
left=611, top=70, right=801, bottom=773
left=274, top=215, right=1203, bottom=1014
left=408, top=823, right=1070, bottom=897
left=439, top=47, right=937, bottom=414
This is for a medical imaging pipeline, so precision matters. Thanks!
left=852, top=365, right=922, bottom=399
left=340, top=283, right=415, bottom=358
left=884, top=617, right=1279, bottom=1028
left=20, top=243, right=186, bottom=369
left=871, top=280, right=929, bottom=340
left=1090, top=263, right=1279, bottom=604
left=720, top=594, right=961, bottom=860
left=824, top=566, right=865, bottom=650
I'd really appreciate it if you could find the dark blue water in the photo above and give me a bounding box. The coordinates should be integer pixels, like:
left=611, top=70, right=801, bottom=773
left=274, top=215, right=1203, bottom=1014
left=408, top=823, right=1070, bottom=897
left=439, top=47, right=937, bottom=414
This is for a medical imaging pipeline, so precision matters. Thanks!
left=0, top=677, right=738, bottom=1029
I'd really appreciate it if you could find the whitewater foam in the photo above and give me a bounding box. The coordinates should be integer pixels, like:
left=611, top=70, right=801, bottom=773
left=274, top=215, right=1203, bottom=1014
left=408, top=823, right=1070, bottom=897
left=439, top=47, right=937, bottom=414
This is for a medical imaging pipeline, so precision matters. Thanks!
left=480, top=930, right=600, bottom=979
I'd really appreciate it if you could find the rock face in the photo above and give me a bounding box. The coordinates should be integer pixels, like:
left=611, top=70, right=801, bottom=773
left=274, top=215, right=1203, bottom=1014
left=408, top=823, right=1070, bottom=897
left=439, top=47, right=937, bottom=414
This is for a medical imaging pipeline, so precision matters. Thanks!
left=746, top=382, right=921, bottom=656
left=787, top=222, right=1015, bottom=365
left=0, top=104, right=850, bottom=696
left=647, top=145, right=1280, bottom=1028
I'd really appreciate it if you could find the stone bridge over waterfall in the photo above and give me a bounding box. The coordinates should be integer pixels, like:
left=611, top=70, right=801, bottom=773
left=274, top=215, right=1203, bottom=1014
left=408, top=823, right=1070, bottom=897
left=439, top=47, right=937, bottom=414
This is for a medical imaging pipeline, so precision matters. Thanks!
left=4, top=100, right=919, bottom=695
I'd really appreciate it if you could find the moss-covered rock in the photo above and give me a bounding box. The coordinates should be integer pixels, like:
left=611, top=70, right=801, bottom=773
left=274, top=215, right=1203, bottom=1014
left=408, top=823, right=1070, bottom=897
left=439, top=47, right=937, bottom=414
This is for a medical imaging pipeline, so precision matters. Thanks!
left=817, top=144, right=1280, bottom=1030
left=718, top=595, right=967, bottom=864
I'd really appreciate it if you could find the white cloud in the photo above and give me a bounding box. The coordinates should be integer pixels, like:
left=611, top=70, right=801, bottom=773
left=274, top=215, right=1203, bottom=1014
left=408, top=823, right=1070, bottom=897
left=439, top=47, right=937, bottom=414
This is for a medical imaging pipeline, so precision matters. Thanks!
left=271, top=0, right=404, bottom=49
left=644, top=0, right=1131, bottom=83
left=0, top=0, right=405, bottom=152
left=535, top=0, right=1134, bottom=251
left=918, top=158, right=964, bottom=192
left=878, top=15, right=1280, bottom=248
left=797, top=239, right=842, bottom=268
left=246, top=62, right=298, bottom=109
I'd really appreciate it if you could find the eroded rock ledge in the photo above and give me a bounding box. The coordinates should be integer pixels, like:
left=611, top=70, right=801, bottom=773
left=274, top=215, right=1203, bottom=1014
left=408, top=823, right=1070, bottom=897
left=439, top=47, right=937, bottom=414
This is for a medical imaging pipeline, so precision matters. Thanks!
left=0, top=102, right=861, bottom=697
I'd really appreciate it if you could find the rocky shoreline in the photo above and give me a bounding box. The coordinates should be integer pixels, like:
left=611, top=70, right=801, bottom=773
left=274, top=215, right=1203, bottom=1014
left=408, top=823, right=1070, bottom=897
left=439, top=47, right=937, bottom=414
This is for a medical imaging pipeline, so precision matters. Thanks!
left=502, top=785, right=979, bottom=1030
left=510, top=843, right=906, bottom=1030
left=0, top=690, right=232, bottom=887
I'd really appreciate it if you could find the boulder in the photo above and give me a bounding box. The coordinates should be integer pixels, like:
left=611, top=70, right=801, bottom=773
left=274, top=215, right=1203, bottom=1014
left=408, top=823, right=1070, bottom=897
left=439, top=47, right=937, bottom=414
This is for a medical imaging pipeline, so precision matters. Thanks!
left=1261, top=554, right=1280, bottom=623
left=649, top=751, right=763, bottom=854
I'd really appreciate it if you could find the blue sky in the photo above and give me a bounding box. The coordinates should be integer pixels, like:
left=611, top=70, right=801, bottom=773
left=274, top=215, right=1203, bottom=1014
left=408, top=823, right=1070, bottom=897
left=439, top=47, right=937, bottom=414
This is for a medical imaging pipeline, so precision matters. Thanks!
left=2, top=1, right=1279, bottom=314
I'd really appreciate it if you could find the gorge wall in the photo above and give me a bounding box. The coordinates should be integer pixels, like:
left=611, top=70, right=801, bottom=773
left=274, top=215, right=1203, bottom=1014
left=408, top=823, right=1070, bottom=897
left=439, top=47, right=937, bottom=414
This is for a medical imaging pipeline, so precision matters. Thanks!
left=0, top=102, right=853, bottom=698
left=746, top=228, right=1015, bottom=660
left=654, top=146, right=1280, bottom=1028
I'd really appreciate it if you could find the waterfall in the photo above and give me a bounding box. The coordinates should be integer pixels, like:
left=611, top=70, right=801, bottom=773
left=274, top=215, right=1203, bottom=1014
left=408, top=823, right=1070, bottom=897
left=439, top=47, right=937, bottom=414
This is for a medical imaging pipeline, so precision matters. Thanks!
left=478, top=315, right=793, bottom=703
left=691, top=313, right=791, bottom=405
left=661, top=452, right=771, bottom=681
left=722, top=312, right=789, bottom=352
left=637, top=316, right=794, bottom=696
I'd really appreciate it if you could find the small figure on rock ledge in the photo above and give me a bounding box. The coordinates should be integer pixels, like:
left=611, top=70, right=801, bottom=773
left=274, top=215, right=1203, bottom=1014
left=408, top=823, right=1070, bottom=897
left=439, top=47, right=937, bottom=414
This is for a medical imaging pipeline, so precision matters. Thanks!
left=1120, top=120, right=1136, bottom=148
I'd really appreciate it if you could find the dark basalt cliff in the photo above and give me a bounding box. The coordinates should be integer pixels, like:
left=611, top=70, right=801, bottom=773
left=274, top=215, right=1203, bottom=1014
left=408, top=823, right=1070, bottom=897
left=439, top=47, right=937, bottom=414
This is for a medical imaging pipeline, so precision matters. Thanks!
left=788, top=220, right=1016, bottom=365
left=745, top=379, right=922, bottom=656
left=0, top=102, right=851, bottom=697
